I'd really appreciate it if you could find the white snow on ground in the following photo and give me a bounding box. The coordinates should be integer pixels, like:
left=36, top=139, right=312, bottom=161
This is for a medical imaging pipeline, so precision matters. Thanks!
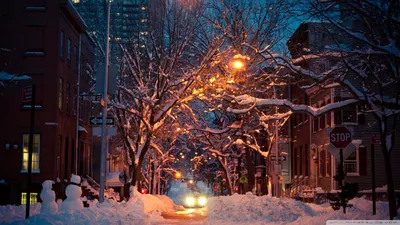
left=207, top=192, right=400, bottom=225
left=0, top=191, right=399, bottom=224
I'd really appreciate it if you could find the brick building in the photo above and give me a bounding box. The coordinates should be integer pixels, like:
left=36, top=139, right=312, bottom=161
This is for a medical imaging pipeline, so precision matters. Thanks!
left=0, top=0, right=95, bottom=205
left=285, top=22, right=400, bottom=198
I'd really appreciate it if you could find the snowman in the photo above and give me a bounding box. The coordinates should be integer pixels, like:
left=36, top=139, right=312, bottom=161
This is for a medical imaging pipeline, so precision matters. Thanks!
left=60, top=174, right=83, bottom=211
left=40, top=180, right=58, bottom=214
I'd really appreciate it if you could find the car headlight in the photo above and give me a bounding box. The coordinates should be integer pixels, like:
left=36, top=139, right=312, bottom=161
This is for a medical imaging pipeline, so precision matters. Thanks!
left=198, top=196, right=207, bottom=206
left=185, top=197, right=196, bottom=207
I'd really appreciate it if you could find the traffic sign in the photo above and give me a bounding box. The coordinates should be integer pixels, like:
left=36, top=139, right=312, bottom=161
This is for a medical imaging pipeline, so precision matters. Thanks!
left=22, top=86, right=33, bottom=103
left=330, top=126, right=352, bottom=149
left=270, top=155, right=286, bottom=161
left=81, top=94, right=102, bottom=102
left=90, top=117, right=115, bottom=125
left=239, top=175, right=248, bottom=184
left=372, top=133, right=380, bottom=144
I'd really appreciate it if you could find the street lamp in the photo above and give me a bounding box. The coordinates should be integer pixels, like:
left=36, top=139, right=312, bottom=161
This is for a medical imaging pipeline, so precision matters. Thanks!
left=232, top=59, right=245, bottom=71
left=175, top=171, right=182, bottom=179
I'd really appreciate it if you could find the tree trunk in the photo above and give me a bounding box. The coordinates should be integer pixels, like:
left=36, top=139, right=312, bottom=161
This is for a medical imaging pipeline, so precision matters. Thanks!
left=218, top=159, right=233, bottom=195
left=383, top=150, right=398, bottom=219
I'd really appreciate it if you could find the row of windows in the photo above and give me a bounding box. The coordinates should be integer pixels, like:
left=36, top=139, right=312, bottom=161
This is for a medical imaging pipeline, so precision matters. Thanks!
left=58, top=77, right=92, bottom=122
left=292, top=145, right=361, bottom=179
left=59, top=30, right=79, bottom=71
left=21, top=133, right=80, bottom=179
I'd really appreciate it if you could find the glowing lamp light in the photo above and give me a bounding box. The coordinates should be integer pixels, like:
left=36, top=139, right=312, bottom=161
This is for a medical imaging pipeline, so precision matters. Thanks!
left=232, top=60, right=245, bottom=70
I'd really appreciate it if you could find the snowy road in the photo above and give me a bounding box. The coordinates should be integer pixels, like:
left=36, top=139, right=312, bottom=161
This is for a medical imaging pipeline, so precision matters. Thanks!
left=157, top=209, right=207, bottom=225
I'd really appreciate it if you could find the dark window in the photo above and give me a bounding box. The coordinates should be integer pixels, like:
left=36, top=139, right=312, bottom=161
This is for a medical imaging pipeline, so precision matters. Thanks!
left=326, top=98, right=331, bottom=127
left=64, top=137, right=69, bottom=179
left=58, top=135, right=62, bottom=178
left=71, top=139, right=75, bottom=174
left=67, top=39, right=71, bottom=65
left=327, top=152, right=331, bottom=176
left=74, top=46, right=78, bottom=72
left=73, top=87, right=77, bottom=116
left=305, top=144, right=309, bottom=176
left=299, top=146, right=303, bottom=176
left=319, top=150, right=326, bottom=176
left=319, top=101, right=325, bottom=130
left=293, top=148, right=297, bottom=177
left=60, top=30, right=64, bottom=58
left=334, top=88, right=357, bottom=124
left=59, top=78, right=63, bottom=110
left=66, top=83, right=70, bottom=113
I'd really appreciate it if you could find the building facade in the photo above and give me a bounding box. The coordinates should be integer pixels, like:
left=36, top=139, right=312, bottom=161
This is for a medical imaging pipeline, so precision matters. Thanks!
left=0, top=0, right=95, bottom=205
left=286, top=22, right=400, bottom=198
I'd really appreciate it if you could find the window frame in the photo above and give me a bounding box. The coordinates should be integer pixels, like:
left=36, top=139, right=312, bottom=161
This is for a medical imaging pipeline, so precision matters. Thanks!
left=59, top=77, right=63, bottom=111
left=66, top=83, right=70, bottom=114
left=334, top=88, right=358, bottom=125
left=21, top=192, right=38, bottom=205
left=344, top=147, right=360, bottom=176
left=21, top=134, right=40, bottom=173
left=74, top=45, right=78, bottom=72
left=60, top=30, right=64, bottom=59
left=67, top=39, right=71, bottom=65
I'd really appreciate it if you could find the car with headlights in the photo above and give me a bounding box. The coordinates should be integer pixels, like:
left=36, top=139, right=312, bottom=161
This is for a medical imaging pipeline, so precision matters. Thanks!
left=183, top=191, right=207, bottom=208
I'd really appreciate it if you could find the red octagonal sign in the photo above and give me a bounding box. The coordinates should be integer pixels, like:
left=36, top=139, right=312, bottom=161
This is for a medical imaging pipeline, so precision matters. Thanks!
left=330, top=127, right=352, bottom=149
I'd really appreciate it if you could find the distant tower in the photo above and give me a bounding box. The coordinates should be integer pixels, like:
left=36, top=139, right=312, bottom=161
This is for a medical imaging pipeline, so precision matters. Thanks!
left=73, top=0, right=164, bottom=64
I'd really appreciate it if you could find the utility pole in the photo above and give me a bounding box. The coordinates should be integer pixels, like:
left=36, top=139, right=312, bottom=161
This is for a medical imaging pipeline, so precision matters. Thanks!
left=25, top=85, right=36, bottom=219
left=274, top=87, right=279, bottom=197
left=75, top=34, right=82, bottom=175
left=99, top=0, right=111, bottom=203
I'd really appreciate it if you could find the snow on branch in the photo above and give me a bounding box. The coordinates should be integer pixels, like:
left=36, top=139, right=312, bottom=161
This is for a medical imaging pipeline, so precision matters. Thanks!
left=227, top=94, right=358, bottom=117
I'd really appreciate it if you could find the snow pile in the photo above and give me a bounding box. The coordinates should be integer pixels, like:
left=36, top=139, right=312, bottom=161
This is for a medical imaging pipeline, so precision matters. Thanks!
left=0, top=194, right=178, bottom=224
left=0, top=204, right=41, bottom=223
left=207, top=193, right=399, bottom=225
left=128, top=191, right=176, bottom=213
left=208, top=192, right=319, bottom=223
left=10, top=200, right=150, bottom=225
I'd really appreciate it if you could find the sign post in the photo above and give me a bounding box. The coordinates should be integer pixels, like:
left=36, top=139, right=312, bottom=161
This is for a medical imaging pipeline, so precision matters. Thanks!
left=25, top=85, right=36, bottom=219
left=329, top=126, right=352, bottom=214
left=90, top=117, right=115, bottom=126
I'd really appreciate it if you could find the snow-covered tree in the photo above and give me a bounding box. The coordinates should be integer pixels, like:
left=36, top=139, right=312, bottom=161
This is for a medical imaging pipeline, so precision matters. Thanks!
left=223, top=0, right=399, bottom=219
left=110, top=0, right=219, bottom=190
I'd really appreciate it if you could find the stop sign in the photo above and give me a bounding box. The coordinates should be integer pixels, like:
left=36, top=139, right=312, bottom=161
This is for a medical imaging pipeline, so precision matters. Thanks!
left=330, top=127, right=352, bottom=149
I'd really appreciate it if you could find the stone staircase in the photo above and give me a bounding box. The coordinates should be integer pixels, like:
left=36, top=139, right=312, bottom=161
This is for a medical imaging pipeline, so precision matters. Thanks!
left=81, top=176, right=99, bottom=207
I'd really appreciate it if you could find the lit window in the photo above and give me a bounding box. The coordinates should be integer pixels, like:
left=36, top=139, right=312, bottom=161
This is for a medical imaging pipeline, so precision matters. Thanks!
left=21, top=192, right=38, bottom=205
left=22, top=134, right=40, bottom=172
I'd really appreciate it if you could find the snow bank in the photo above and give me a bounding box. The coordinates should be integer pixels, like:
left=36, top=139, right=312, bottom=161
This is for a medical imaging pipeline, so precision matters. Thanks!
left=208, top=192, right=319, bottom=224
left=1, top=193, right=177, bottom=225
left=207, top=193, right=398, bottom=225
